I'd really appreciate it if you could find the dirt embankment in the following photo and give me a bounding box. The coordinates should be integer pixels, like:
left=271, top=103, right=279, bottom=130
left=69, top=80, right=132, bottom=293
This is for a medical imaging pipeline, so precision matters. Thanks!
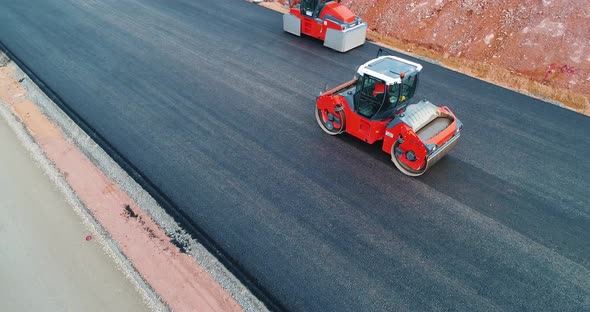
left=276, top=0, right=590, bottom=114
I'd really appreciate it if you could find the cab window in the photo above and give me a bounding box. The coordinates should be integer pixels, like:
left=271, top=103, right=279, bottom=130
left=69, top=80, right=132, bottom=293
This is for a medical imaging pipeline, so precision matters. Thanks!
left=401, top=74, right=418, bottom=101
left=355, top=76, right=386, bottom=118
left=388, top=83, right=400, bottom=105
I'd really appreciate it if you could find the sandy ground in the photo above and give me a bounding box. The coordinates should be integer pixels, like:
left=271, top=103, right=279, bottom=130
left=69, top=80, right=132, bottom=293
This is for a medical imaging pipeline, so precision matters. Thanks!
left=0, top=116, right=150, bottom=311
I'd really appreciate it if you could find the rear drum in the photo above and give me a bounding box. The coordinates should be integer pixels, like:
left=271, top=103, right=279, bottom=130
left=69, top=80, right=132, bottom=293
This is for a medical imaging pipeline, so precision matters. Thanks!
left=316, top=105, right=345, bottom=135
left=391, top=141, right=428, bottom=177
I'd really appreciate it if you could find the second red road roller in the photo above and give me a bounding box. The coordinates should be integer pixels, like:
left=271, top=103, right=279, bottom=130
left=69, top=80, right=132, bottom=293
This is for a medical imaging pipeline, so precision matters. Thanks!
left=315, top=50, right=463, bottom=176
left=283, top=0, right=367, bottom=52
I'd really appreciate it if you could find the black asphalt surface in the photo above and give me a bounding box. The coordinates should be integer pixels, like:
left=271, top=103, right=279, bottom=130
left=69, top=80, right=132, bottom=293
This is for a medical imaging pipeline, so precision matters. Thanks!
left=1, top=0, right=589, bottom=310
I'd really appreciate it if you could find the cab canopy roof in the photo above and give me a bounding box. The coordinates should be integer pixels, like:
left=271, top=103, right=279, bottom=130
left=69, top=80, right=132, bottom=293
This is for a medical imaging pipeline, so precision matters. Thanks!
left=357, top=56, right=423, bottom=85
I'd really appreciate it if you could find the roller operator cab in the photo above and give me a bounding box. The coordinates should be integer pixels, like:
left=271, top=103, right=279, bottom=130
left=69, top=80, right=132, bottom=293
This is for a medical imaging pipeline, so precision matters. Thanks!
left=283, top=0, right=367, bottom=52
left=315, top=52, right=463, bottom=176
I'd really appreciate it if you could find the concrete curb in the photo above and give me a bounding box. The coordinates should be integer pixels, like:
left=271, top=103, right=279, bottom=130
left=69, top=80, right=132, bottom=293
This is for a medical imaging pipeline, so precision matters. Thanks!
left=0, top=51, right=267, bottom=312
left=0, top=57, right=166, bottom=312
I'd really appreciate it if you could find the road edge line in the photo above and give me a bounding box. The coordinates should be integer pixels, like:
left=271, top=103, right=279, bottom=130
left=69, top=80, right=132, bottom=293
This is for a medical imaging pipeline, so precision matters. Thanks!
left=0, top=48, right=268, bottom=311
left=0, top=65, right=167, bottom=312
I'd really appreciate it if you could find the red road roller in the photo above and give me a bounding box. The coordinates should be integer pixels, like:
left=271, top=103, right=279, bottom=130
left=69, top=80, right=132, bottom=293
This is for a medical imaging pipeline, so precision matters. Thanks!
left=315, top=50, right=463, bottom=176
left=283, top=0, right=367, bottom=52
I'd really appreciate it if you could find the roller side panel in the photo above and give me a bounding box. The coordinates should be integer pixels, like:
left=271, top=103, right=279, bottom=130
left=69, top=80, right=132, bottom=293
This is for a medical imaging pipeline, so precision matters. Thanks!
left=283, top=14, right=301, bottom=36
left=323, top=23, right=367, bottom=52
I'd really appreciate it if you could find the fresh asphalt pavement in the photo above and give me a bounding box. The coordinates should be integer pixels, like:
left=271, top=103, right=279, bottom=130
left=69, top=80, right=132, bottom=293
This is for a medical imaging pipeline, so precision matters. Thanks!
left=1, top=0, right=589, bottom=310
